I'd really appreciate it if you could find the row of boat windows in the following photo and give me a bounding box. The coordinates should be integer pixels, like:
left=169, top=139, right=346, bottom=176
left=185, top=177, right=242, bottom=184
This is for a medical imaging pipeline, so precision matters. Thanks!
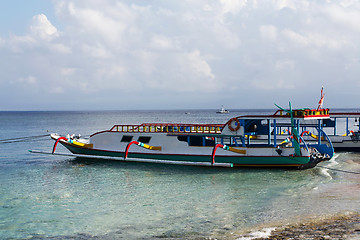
left=121, top=135, right=246, bottom=147
left=121, top=135, right=213, bottom=145
left=121, top=135, right=151, bottom=143
left=120, top=135, right=216, bottom=146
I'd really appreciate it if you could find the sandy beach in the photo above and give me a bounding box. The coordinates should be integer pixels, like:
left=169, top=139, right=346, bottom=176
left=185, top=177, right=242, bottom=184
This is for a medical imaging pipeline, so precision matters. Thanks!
left=235, top=212, right=360, bottom=240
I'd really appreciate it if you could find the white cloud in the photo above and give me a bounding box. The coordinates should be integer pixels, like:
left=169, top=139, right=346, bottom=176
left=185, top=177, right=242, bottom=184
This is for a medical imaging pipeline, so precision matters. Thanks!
left=30, top=14, right=59, bottom=41
left=8, top=35, right=35, bottom=53
left=7, top=14, right=67, bottom=55
left=59, top=2, right=136, bottom=45
left=150, top=35, right=178, bottom=50
left=212, top=23, right=241, bottom=49
left=1, top=0, right=360, bottom=110
left=170, top=50, right=217, bottom=92
left=96, top=64, right=127, bottom=82
left=281, top=29, right=308, bottom=46
left=17, top=76, right=38, bottom=85
left=260, top=25, right=278, bottom=41
left=51, top=43, right=72, bottom=54
left=275, top=59, right=295, bottom=70
left=187, top=50, right=215, bottom=80
left=273, top=0, right=310, bottom=11
left=132, top=50, right=158, bottom=75
left=322, top=3, right=360, bottom=32
left=219, top=0, right=248, bottom=16
left=61, top=68, right=77, bottom=76
left=81, top=44, right=113, bottom=59
left=281, top=29, right=347, bottom=49
left=339, top=0, right=359, bottom=8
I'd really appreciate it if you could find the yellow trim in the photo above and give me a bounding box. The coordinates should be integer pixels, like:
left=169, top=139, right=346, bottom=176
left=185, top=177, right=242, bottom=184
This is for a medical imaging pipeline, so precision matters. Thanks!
left=245, top=135, right=258, bottom=139
left=71, top=140, right=93, bottom=149
left=150, top=146, right=162, bottom=151
left=143, top=144, right=162, bottom=151
left=228, top=147, right=246, bottom=154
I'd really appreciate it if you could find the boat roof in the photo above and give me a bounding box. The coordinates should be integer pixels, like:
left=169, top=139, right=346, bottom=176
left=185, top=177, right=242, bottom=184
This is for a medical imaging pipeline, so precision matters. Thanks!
left=330, top=112, right=360, bottom=118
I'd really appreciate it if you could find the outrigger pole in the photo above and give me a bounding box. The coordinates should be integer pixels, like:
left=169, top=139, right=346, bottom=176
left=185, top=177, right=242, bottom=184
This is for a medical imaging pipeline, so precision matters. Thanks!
left=29, top=150, right=233, bottom=167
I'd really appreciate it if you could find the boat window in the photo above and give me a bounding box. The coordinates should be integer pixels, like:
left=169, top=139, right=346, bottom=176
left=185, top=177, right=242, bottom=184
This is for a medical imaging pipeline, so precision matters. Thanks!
left=121, top=135, right=133, bottom=142
left=177, top=136, right=188, bottom=142
left=138, top=136, right=151, bottom=143
left=177, top=136, right=215, bottom=146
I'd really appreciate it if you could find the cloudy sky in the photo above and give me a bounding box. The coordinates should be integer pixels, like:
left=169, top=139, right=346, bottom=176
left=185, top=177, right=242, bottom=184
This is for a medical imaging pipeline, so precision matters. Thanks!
left=1, top=0, right=359, bottom=110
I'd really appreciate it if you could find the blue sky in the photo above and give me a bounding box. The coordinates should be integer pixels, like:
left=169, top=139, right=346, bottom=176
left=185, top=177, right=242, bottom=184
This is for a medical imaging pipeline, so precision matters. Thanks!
left=1, top=0, right=360, bottom=111
left=0, top=1, right=56, bottom=35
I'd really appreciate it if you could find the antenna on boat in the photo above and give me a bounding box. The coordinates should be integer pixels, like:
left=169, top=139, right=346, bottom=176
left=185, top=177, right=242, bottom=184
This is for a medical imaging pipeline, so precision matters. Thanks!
left=317, top=86, right=325, bottom=110
left=275, top=102, right=301, bottom=156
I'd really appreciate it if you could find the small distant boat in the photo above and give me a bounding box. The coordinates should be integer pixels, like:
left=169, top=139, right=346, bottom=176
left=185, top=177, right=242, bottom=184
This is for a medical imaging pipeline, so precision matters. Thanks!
left=216, top=106, right=229, bottom=114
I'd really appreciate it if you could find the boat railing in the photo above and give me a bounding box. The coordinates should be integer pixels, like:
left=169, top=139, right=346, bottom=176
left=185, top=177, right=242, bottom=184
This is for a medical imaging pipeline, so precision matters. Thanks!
left=274, top=108, right=330, bottom=118
left=110, top=123, right=224, bottom=134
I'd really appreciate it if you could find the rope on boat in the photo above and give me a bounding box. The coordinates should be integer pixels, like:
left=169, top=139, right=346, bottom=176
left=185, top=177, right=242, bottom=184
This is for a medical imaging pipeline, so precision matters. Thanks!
left=211, top=144, right=246, bottom=165
left=287, top=155, right=360, bottom=174
left=0, top=134, right=50, bottom=144
left=124, top=141, right=162, bottom=159
left=316, top=166, right=360, bottom=175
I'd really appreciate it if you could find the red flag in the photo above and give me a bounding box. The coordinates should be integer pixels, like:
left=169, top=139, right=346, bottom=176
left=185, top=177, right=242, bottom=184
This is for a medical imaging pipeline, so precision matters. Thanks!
left=317, top=87, right=324, bottom=110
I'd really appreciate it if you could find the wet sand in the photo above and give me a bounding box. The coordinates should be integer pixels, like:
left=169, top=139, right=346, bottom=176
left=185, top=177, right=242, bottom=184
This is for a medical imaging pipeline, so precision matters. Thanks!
left=236, top=212, right=360, bottom=240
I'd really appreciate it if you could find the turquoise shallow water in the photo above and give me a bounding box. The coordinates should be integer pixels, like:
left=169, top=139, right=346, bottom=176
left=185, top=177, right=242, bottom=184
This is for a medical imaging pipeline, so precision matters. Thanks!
left=0, top=110, right=359, bottom=239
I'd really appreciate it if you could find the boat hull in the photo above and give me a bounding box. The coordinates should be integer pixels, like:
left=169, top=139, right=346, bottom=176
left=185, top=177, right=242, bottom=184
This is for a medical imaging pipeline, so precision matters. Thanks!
left=329, top=136, right=360, bottom=152
left=332, top=143, right=360, bottom=152
left=58, top=140, right=310, bottom=168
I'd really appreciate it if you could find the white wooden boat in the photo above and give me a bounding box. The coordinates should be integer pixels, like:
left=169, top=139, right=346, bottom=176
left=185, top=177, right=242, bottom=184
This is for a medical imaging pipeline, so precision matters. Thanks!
left=48, top=104, right=334, bottom=169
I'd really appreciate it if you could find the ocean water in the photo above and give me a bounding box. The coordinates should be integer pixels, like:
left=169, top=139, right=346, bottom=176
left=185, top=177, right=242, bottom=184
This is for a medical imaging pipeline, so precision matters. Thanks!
left=0, top=110, right=359, bottom=240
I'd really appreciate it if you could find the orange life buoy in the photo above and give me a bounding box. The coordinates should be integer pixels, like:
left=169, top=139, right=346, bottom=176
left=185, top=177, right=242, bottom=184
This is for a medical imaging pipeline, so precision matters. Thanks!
left=228, top=118, right=240, bottom=131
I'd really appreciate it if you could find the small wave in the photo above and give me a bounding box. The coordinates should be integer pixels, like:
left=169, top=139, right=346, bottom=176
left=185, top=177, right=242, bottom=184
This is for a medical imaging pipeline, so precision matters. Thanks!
left=319, top=168, right=332, bottom=179
left=317, top=154, right=340, bottom=179
left=328, top=154, right=340, bottom=167
left=237, top=227, right=276, bottom=240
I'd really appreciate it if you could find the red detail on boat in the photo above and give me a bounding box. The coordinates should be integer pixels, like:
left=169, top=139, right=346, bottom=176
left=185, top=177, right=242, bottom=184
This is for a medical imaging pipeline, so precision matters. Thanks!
left=124, top=141, right=139, bottom=159
left=299, top=131, right=310, bottom=143
left=211, top=144, right=224, bottom=165
left=301, top=131, right=310, bottom=137
left=317, top=87, right=325, bottom=110
left=52, top=137, right=68, bottom=154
